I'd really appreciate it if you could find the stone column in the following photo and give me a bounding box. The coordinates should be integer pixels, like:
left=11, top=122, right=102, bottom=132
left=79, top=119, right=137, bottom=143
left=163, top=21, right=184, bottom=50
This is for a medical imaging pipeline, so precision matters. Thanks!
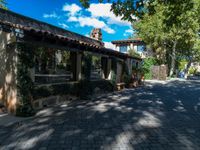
left=107, top=58, right=112, bottom=80
left=0, top=31, right=18, bottom=114
left=76, top=52, right=82, bottom=81
left=126, top=58, right=133, bottom=75
left=29, top=67, right=35, bottom=82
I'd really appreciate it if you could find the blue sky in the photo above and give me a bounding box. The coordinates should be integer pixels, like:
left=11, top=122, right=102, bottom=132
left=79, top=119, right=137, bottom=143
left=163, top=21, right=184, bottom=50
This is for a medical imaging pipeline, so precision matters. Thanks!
left=6, top=0, right=134, bottom=48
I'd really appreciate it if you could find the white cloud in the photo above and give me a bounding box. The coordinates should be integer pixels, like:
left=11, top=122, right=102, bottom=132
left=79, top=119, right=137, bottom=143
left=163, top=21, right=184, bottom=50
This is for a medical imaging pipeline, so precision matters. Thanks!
left=63, top=3, right=81, bottom=15
left=58, top=23, right=69, bottom=29
left=123, top=29, right=134, bottom=36
left=87, top=3, right=131, bottom=26
left=104, top=42, right=117, bottom=50
left=43, top=12, right=58, bottom=18
left=68, top=16, right=115, bottom=34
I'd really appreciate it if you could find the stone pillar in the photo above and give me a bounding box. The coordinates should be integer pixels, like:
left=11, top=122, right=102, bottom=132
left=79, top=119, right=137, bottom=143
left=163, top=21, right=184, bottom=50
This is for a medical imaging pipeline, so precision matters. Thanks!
left=126, top=58, right=133, bottom=75
left=107, top=58, right=112, bottom=80
left=101, top=57, right=109, bottom=79
left=76, top=52, right=82, bottom=81
left=29, top=68, right=35, bottom=82
left=116, top=61, right=123, bottom=83
left=0, top=31, right=18, bottom=114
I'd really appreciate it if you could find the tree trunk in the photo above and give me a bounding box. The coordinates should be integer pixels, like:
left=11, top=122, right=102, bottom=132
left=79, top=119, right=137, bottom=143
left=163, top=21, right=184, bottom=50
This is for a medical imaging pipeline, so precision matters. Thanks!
left=184, top=59, right=192, bottom=78
left=169, top=40, right=177, bottom=77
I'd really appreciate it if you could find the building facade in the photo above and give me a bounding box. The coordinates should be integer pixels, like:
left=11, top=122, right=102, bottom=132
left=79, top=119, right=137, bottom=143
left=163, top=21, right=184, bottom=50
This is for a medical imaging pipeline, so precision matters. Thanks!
left=112, top=39, right=153, bottom=58
left=0, top=9, right=142, bottom=114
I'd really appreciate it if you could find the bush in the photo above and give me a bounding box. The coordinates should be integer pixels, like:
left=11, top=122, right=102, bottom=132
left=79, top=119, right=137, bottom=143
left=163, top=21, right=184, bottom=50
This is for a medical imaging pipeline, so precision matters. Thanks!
left=33, top=80, right=114, bottom=100
left=16, top=104, right=35, bottom=117
left=33, top=82, right=79, bottom=99
left=189, top=67, right=197, bottom=75
left=78, top=80, right=114, bottom=100
left=178, top=59, right=188, bottom=71
left=123, top=73, right=131, bottom=87
left=142, top=57, right=158, bottom=79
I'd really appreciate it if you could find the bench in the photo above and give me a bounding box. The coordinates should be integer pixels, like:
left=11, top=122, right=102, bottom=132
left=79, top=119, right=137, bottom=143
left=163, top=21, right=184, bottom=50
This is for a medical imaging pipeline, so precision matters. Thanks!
left=116, top=82, right=125, bottom=91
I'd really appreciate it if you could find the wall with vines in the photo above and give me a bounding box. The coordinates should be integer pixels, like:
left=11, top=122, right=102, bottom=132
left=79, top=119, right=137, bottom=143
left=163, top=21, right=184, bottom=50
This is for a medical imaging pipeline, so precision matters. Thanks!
left=16, top=43, right=35, bottom=116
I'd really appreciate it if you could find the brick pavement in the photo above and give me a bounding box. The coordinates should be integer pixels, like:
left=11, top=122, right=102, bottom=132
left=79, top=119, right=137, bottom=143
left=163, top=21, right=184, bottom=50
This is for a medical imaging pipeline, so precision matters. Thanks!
left=0, top=80, right=200, bottom=150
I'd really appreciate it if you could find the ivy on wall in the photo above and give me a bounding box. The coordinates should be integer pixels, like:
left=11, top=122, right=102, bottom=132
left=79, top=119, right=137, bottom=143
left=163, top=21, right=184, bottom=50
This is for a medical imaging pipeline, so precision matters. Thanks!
left=122, top=61, right=131, bottom=86
left=110, top=57, right=117, bottom=85
left=16, top=43, right=35, bottom=116
left=82, top=52, right=92, bottom=80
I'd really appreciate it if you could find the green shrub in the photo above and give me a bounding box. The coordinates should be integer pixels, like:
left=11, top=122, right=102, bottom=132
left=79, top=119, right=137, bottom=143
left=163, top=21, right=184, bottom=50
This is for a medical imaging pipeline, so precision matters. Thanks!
left=178, top=59, right=188, bottom=71
left=142, top=57, right=158, bottom=79
left=78, top=80, right=114, bottom=100
left=33, top=80, right=114, bottom=100
left=33, top=83, right=79, bottom=99
left=189, top=67, right=197, bottom=75
left=123, top=74, right=131, bottom=87
left=16, top=104, right=35, bottom=117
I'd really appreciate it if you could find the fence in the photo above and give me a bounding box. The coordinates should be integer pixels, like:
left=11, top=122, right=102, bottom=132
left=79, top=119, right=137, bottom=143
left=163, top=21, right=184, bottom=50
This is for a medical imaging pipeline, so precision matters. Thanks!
left=151, top=65, right=168, bottom=80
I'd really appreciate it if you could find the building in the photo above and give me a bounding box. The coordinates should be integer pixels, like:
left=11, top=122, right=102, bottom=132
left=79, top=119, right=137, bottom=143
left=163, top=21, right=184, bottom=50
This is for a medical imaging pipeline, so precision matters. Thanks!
left=112, top=39, right=152, bottom=58
left=0, top=9, right=142, bottom=114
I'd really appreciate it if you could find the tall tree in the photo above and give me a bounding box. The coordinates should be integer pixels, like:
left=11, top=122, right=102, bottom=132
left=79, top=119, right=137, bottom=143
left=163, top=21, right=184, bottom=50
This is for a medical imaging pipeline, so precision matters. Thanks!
left=80, top=0, right=200, bottom=76
left=135, top=0, right=200, bottom=76
left=0, top=0, right=6, bottom=9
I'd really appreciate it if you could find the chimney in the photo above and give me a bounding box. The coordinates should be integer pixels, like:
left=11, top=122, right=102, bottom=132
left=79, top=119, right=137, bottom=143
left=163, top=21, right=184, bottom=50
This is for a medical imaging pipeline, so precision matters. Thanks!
left=90, top=28, right=102, bottom=41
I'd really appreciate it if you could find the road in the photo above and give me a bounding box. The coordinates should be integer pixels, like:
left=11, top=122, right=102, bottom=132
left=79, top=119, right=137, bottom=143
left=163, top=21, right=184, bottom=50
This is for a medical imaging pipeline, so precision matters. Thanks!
left=0, top=79, right=200, bottom=150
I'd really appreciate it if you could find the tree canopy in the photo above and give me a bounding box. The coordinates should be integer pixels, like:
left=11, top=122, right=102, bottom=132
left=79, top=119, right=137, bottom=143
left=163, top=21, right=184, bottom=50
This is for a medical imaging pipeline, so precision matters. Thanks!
left=134, top=0, right=200, bottom=75
left=80, top=0, right=200, bottom=76
left=0, top=0, right=6, bottom=9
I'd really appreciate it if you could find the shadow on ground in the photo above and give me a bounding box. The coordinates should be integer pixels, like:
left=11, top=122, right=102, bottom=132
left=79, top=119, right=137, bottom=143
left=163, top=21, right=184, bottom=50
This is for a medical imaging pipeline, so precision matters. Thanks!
left=0, top=80, right=200, bottom=150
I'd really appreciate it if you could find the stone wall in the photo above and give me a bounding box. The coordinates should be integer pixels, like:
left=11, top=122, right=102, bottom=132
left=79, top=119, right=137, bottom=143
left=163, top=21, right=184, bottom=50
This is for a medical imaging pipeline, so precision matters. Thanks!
left=0, top=31, right=18, bottom=113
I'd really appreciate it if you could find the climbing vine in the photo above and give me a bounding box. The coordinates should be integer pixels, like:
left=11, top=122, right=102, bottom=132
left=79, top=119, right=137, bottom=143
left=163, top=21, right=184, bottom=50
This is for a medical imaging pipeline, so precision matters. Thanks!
left=16, top=43, right=35, bottom=116
left=110, top=57, right=117, bottom=85
left=82, top=52, right=92, bottom=80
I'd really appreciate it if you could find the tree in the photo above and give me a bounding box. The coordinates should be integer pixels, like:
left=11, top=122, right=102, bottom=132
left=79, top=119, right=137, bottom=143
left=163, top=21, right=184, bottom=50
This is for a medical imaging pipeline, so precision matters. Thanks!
left=79, top=0, right=153, bottom=21
left=0, top=0, right=6, bottom=9
left=134, top=0, right=200, bottom=76
left=128, top=49, right=141, bottom=58
left=80, top=0, right=200, bottom=76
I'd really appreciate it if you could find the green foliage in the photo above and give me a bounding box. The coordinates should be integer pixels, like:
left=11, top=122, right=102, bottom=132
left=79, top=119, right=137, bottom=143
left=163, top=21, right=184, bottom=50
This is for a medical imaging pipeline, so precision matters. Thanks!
left=82, top=52, right=92, bottom=80
left=178, top=59, right=188, bottom=71
left=142, top=57, right=158, bottom=79
left=128, top=49, right=141, bottom=58
left=189, top=67, right=197, bottom=75
left=0, top=0, right=7, bottom=9
left=78, top=80, right=114, bottom=100
left=79, top=0, right=149, bottom=22
left=122, top=62, right=131, bottom=87
left=134, top=0, right=200, bottom=76
left=16, top=44, right=35, bottom=117
left=33, top=83, right=79, bottom=99
left=123, top=74, right=131, bottom=87
left=110, top=57, right=117, bottom=85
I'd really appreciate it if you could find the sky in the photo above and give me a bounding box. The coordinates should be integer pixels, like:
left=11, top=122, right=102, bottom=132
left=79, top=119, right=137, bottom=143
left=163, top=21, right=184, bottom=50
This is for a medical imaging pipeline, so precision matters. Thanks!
left=6, top=0, right=134, bottom=49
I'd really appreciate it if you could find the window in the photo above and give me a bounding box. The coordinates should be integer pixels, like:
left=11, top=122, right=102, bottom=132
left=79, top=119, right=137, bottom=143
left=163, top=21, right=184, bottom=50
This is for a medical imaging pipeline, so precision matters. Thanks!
left=119, top=45, right=128, bottom=53
left=34, top=48, right=72, bottom=85
left=137, top=45, right=146, bottom=52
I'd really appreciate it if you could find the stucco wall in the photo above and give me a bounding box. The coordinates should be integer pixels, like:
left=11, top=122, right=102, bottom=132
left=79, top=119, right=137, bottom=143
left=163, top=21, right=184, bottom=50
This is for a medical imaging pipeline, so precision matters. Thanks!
left=0, top=31, right=18, bottom=113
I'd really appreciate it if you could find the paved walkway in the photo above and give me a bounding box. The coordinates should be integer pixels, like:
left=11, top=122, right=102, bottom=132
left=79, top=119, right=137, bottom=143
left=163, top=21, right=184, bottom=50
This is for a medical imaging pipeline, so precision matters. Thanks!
left=0, top=80, right=200, bottom=150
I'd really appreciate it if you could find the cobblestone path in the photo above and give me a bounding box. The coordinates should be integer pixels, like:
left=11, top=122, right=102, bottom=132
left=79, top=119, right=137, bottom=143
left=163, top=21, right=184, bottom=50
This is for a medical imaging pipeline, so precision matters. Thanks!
left=0, top=80, right=200, bottom=150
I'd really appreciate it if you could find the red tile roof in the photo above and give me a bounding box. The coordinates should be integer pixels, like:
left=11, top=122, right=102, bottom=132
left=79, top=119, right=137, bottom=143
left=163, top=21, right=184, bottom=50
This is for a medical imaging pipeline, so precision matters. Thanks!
left=0, top=8, right=142, bottom=61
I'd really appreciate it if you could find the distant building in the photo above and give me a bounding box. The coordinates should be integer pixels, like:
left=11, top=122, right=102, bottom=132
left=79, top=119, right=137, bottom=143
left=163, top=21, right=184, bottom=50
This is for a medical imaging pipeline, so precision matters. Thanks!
left=111, top=38, right=153, bottom=58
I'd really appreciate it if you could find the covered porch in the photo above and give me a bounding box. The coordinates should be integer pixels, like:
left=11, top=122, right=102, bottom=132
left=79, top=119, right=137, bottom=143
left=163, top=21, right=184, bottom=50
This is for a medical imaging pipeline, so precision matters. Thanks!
left=0, top=8, right=142, bottom=115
